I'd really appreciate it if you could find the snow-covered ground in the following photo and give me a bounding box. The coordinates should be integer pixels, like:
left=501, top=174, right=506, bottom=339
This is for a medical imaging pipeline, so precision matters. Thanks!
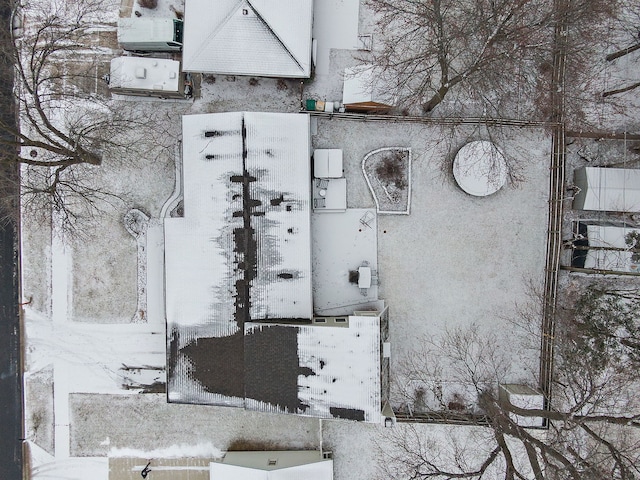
left=20, top=0, right=640, bottom=478
left=22, top=117, right=550, bottom=479
left=311, top=118, right=550, bottom=400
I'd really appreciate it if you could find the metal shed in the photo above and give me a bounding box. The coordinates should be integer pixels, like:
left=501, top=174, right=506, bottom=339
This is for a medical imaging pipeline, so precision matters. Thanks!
left=573, top=166, right=640, bottom=212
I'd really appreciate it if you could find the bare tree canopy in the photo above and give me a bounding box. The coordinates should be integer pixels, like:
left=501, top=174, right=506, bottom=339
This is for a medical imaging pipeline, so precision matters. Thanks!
left=1, top=0, right=115, bottom=165
left=366, top=0, right=625, bottom=119
left=0, top=0, right=169, bottom=230
left=382, top=283, right=640, bottom=480
left=367, top=0, right=555, bottom=114
left=602, top=3, right=640, bottom=99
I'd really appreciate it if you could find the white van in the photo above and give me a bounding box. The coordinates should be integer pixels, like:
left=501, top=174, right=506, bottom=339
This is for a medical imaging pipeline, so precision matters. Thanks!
left=108, top=56, right=187, bottom=99
left=117, top=18, right=183, bottom=52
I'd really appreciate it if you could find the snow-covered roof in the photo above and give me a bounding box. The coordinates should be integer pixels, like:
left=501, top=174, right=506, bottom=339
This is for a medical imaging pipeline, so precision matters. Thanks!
left=109, top=56, right=180, bottom=93
left=117, top=17, right=176, bottom=45
left=165, top=112, right=384, bottom=420
left=499, top=384, right=545, bottom=428
left=182, top=0, right=313, bottom=77
left=342, top=65, right=394, bottom=106
left=166, top=112, right=312, bottom=332
left=244, top=315, right=382, bottom=422
left=209, top=461, right=333, bottom=480
left=573, top=167, right=640, bottom=212
left=210, top=451, right=333, bottom=480
left=108, top=452, right=332, bottom=480
left=577, top=223, right=640, bottom=272
left=296, top=316, right=382, bottom=421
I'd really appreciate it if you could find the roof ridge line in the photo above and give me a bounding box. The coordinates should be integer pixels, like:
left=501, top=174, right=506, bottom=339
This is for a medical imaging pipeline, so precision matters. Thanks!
left=246, top=0, right=304, bottom=73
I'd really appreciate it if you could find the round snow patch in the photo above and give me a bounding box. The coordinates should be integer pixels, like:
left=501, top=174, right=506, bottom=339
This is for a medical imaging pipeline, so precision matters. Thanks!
left=453, top=141, right=508, bottom=197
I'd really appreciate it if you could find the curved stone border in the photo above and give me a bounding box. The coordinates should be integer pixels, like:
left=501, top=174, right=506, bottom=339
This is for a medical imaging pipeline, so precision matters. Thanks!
left=160, top=140, right=184, bottom=219
left=362, top=147, right=412, bottom=215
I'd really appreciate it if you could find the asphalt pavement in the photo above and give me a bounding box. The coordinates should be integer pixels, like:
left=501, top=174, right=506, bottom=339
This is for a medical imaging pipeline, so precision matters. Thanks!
left=0, top=0, right=23, bottom=478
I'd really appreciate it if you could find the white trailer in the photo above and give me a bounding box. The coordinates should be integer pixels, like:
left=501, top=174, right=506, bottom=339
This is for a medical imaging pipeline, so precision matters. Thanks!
left=108, top=56, right=185, bottom=99
left=117, top=18, right=183, bottom=52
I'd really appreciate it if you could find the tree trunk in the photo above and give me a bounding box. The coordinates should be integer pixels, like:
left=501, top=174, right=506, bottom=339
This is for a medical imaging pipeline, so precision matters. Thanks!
left=606, top=43, right=640, bottom=62
left=603, top=81, right=640, bottom=98
left=421, top=85, right=450, bottom=113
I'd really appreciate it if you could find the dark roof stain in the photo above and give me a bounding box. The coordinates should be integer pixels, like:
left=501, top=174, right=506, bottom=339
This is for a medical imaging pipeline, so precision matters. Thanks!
left=329, top=407, right=366, bottom=421
left=180, top=331, right=245, bottom=398
left=244, top=325, right=310, bottom=412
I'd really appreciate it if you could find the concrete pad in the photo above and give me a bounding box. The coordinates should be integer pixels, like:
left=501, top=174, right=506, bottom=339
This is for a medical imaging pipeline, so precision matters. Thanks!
left=312, top=0, right=360, bottom=76
left=311, top=209, right=379, bottom=315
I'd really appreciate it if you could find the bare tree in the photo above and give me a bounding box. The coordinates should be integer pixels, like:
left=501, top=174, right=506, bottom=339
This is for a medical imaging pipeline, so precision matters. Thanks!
left=365, top=0, right=555, bottom=116
left=366, top=0, right=626, bottom=122
left=602, top=81, right=640, bottom=98
left=381, top=285, right=640, bottom=479
left=565, top=283, right=640, bottom=366
left=605, top=1, right=640, bottom=62
left=0, top=0, right=168, bottom=231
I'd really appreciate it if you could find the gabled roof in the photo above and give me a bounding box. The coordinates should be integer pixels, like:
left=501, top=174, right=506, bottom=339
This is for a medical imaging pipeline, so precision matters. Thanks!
left=210, top=451, right=333, bottom=479
left=166, top=112, right=313, bottom=332
left=209, top=461, right=333, bottom=480
left=183, top=0, right=313, bottom=77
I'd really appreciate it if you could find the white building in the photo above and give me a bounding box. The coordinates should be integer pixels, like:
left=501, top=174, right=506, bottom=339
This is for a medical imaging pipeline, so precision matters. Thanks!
left=108, top=451, right=333, bottom=480
left=109, top=56, right=183, bottom=98
left=572, top=222, right=640, bottom=273
left=117, top=17, right=183, bottom=52
left=499, top=384, right=545, bottom=428
left=573, top=166, right=640, bottom=212
left=182, top=0, right=313, bottom=77
left=164, top=112, right=388, bottom=422
left=342, top=65, right=395, bottom=113
left=211, top=451, right=333, bottom=480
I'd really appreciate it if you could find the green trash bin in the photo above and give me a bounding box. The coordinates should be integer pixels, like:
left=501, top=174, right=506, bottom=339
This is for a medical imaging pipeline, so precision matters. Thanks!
left=305, top=99, right=316, bottom=111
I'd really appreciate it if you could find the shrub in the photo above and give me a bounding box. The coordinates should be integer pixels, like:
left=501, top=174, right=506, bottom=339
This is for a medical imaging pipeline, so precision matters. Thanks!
left=375, top=151, right=407, bottom=189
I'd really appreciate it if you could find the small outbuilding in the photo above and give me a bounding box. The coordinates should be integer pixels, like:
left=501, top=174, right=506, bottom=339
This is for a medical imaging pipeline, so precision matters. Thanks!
left=499, top=384, right=545, bottom=428
left=342, top=65, right=394, bottom=113
left=117, top=17, right=183, bottom=52
left=108, top=56, right=184, bottom=99
left=573, top=166, right=640, bottom=212
left=571, top=221, right=640, bottom=273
